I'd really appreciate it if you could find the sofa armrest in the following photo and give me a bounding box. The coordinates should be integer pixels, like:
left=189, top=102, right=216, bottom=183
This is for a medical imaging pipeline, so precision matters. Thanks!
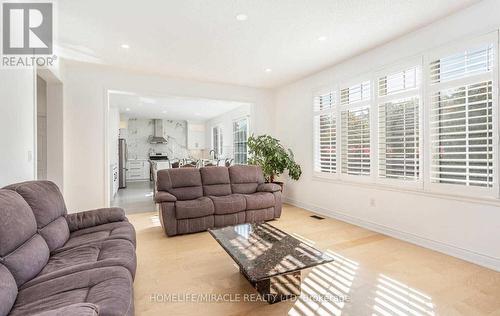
left=257, top=183, right=282, bottom=193
left=65, top=207, right=126, bottom=232
left=33, top=303, right=99, bottom=316
left=155, top=191, right=177, bottom=203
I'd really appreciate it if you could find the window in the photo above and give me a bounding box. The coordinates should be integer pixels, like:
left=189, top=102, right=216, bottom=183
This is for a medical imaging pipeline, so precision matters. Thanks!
left=429, top=44, right=493, bottom=84
left=341, top=81, right=370, bottom=106
left=378, top=66, right=420, bottom=181
left=341, top=108, right=370, bottom=176
left=212, top=126, right=223, bottom=157
left=233, top=118, right=248, bottom=164
left=311, top=33, right=498, bottom=198
left=379, top=67, right=417, bottom=96
left=428, top=43, right=495, bottom=190
left=340, top=81, right=371, bottom=176
left=314, top=91, right=336, bottom=173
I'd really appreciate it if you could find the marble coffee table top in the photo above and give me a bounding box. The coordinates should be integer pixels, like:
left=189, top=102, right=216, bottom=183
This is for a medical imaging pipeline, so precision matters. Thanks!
left=209, top=222, right=334, bottom=282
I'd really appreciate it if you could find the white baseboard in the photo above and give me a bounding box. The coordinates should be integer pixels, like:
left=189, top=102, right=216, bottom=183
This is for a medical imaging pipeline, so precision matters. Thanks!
left=285, top=197, right=500, bottom=272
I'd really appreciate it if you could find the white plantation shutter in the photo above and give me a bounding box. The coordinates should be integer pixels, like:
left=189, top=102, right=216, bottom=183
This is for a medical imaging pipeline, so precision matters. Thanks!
left=339, top=80, right=371, bottom=176
left=429, top=42, right=496, bottom=189
left=429, top=45, right=493, bottom=84
left=341, top=81, right=370, bottom=106
left=311, top=34, right=498, bottom=198
left=314, top=91, right=336, bottom=173
left=378, top=66, right=420, bottom=181
left=430, top=81, right=493, bottom=187
left=379, top=67, right=417, bottom=96
left=341, top=107, right=370, bottom=176
left=314, top=91, right=335, bottom=111
left=314, top=114, right=336, bottom=172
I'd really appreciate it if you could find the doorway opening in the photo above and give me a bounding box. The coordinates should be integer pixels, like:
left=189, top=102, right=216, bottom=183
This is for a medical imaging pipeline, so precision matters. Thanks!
left=36, top=69, right=63, bottom=189
left=106, top=90, right=252, bottom=214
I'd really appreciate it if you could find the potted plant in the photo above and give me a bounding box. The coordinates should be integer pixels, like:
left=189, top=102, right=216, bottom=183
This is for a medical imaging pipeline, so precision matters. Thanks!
left=247, top=134, right=302, bottom=191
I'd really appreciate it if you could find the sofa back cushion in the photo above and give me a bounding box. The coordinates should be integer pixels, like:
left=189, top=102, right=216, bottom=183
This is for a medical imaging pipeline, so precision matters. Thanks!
left=229, top=165, right=265, bottom=194
left=200, top=167, right=232, bottom=196
left=157, top=168, right=203, bottom=200
left=0, top=190, right=50, bottom=287
left=3, top=181, right=70, bottom=252
left=0, top=264, right=17, bottom=316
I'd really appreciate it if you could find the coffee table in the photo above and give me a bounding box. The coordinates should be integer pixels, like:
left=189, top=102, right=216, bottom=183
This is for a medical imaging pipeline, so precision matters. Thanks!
left=208, top=222, right=334, bottom=304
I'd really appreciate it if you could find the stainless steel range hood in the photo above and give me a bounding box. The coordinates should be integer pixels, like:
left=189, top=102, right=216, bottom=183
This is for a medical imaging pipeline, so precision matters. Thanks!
left=148, top=119, right=168, bottom=144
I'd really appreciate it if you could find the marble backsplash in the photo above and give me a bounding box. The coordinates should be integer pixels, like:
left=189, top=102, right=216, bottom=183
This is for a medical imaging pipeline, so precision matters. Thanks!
left=126, top=118, right=189, bottom=159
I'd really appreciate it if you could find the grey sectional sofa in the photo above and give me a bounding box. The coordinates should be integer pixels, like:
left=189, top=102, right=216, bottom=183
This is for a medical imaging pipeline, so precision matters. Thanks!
left=0, top=181, right=136, bottom=316
left=155, top=165, right=282, bottom=236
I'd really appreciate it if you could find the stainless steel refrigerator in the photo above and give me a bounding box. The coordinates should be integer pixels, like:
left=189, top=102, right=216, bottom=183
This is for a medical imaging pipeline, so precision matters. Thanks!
left=118, top=139, right=127, bottom=188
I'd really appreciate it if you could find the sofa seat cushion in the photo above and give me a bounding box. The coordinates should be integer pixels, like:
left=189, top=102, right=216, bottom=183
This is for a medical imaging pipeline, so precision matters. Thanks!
left=214, top=212, right=246, bottom=227
left=26, top=239, right=137, bottom=287
left=175, top=197, right=214, bottom=219
left=10, top=266, right=134, bottom=316
left=244, top=192, right=275, bottom=210
left=59, top=221, right=136, bottom=252
left=209, top=194, right=246, bottom=215
left=246, top=207, right=275, bottom=223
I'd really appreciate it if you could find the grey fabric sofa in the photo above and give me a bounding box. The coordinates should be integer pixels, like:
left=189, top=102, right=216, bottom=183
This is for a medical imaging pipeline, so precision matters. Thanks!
left=0, top=181, right=136, bottom=316
left=155, top=165, right=282, bottom=236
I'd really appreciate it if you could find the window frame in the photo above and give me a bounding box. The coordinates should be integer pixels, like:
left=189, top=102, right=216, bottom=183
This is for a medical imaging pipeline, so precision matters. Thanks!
left=311, top=31, right=500, bottom=200
left=232, top=116, right=250, bottom=165
left=211, top=125, right=223, bottom=157
left=338, top=76, right=374, bottom=183
left=312, top=86, right=339, bottom=179
left=374, top=57, right=424, bottom=189
left=423, top=32, right=499, bottom=198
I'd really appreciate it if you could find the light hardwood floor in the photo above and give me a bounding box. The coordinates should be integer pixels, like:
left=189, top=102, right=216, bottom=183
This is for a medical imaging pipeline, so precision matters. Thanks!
left=128, top=204, right=500, bottom=316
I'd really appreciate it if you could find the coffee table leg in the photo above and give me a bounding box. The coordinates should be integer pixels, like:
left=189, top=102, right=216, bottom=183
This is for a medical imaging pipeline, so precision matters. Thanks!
left=254, top=271, right=301, bottom=304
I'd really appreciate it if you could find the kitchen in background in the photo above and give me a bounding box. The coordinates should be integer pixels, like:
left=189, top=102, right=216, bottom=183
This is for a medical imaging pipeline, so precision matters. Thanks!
left=108, top=92, right=251, bottom=213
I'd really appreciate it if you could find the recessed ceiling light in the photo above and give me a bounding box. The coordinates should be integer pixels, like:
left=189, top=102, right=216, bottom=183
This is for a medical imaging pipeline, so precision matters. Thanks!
left=318, top=36, right=327, bottom=41
left=125, top=108, right=131, bottom=111
left=265, top=68, right=272, bottom=73
left=236, top=14, right=248, bottom=21
left=162, top=110, right=167, bottom=114
left=194, top=112, right=201, bottom=116
left=121, top=44, right=130, bottom=49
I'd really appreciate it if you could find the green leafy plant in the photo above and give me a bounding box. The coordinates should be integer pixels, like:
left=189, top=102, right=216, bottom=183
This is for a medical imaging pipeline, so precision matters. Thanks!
left=247, top=134, right=302, bottom=183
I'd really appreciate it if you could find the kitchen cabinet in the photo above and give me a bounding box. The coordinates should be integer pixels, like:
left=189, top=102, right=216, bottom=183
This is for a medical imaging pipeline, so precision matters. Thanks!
left=126, top=159, right=150, bottom=181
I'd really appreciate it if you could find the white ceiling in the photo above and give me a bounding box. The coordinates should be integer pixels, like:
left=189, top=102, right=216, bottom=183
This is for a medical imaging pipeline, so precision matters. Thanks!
left=56, top=0, right=479, bottom=88
left=109, top=92, right=249, bottom=121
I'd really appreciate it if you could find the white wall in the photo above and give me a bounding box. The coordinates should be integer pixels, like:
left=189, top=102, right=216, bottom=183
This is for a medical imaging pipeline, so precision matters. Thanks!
left=275, top=0, right=500, bottom=271
left=109, top=107, right=120, bottom=167
left=38, top=68, right=65, bottom=190
left=37, top=76, right=48, bottom=180
left=62, top=61, right=275, bottom=211
left=205, top=105, right=251, bottom=159
left=187, top=120, right=206, bottom=151
left=0, top=69, right=35, bottom=186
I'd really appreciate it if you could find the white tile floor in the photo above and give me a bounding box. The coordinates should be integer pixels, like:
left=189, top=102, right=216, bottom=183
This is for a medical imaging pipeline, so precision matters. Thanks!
left=111, top=180, right=157, bottom=214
